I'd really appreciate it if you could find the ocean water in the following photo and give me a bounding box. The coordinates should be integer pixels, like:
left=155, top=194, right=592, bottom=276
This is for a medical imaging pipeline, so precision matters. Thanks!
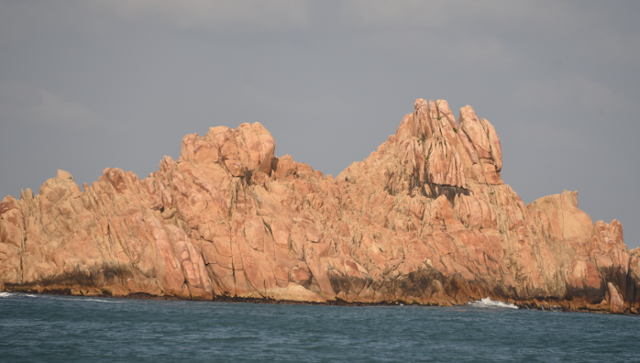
left=0, top=292, right=638, bottom=362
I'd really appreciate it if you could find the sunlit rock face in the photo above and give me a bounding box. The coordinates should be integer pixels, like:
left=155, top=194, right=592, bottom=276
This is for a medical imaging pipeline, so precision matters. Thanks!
left=1, top=98, right=638, bottom=314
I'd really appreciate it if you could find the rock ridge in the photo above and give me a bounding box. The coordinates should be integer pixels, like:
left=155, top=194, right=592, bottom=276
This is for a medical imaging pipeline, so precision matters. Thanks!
left=1, top=98, right=639, bottom=314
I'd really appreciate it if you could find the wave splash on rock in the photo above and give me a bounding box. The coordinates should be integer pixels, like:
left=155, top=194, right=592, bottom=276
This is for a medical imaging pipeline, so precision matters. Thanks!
left=469, top=297, right=518, bottom=310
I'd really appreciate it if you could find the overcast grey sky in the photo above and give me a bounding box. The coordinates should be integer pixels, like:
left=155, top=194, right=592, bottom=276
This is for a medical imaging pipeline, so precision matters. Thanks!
left=1, top=1, right=639, bottom=248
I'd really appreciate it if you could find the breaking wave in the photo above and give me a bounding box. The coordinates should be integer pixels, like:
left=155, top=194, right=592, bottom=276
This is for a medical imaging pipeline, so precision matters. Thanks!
left=0, top=292, right=36, bottom=299
left=468, top=297, right=518, bottom=310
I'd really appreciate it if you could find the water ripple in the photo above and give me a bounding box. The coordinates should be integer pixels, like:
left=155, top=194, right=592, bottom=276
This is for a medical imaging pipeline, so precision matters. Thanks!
left=0, top=294, right=638, bottom=362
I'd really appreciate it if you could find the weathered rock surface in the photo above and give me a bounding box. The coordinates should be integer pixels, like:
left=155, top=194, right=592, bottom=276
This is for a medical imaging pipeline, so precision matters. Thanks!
left=1, top=99, right=638, bottom=314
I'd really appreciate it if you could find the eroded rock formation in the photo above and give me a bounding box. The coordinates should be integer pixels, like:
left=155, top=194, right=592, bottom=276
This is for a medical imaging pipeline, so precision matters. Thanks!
left=1, top=99, right=639, bottom=314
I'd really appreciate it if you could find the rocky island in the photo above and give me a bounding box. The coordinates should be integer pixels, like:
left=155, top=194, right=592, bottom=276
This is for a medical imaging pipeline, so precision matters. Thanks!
left=1, top=99, right=638, bottom=314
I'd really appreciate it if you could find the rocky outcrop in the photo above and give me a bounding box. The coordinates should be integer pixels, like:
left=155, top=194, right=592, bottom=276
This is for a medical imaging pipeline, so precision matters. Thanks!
left=1, top=99, right=638, bottom=314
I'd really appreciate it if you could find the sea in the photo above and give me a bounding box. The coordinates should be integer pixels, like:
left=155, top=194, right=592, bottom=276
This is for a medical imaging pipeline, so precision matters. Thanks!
left=0, top=292, right=638, bottom=362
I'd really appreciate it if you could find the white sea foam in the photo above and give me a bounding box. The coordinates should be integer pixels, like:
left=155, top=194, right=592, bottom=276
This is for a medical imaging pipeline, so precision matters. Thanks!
left=82, top=298, right=122, bottom=304
left=0, top=292, right=37, bottom=298
left=468, top=297, right=518, bottom=310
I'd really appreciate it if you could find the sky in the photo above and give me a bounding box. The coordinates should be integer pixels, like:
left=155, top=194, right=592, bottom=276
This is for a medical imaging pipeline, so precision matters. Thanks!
left=1, top=0, right=639, bottom=248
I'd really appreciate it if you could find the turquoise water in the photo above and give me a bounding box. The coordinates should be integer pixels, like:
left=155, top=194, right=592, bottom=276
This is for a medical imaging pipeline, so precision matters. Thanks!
left=0, top=292, right=638, bottom=362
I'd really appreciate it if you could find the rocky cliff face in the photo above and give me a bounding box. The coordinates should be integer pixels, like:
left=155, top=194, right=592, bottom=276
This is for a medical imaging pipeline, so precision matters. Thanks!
left=1, top=99, right=638, bottom=314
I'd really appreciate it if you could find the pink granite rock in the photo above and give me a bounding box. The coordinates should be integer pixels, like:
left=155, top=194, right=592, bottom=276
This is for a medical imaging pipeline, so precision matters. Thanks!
left=0, top=101, right=636, bottom=314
